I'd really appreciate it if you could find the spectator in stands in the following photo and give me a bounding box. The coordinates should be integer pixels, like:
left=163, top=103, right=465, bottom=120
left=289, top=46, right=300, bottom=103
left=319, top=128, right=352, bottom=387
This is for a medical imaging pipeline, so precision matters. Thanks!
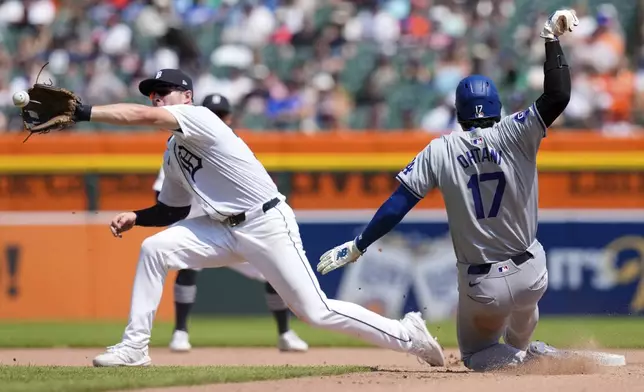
left=0, top=0, right=641, bottom=133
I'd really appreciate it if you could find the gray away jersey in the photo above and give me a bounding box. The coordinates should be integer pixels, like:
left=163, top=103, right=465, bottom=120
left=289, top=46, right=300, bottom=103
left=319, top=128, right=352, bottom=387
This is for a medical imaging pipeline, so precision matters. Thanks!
left=397, top=103, right=548, bottom=264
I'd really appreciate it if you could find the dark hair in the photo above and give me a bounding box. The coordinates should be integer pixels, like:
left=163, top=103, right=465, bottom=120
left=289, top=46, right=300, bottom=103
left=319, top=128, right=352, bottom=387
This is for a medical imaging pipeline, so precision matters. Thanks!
left=214, top=110, right=231, bottom=119
left=459, top=117, right=501, bottom=130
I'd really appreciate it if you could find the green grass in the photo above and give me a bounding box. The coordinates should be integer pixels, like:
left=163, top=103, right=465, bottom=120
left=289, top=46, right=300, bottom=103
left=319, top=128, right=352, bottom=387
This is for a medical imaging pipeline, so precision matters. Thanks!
left=0, top=316, right=642, bottom=349
left=0, top=365, right=371, bottom=392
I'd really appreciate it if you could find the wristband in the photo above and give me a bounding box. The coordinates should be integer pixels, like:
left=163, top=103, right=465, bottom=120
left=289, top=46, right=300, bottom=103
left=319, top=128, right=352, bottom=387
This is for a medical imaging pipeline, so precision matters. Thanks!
left=74, top=104, right=93, bottom=122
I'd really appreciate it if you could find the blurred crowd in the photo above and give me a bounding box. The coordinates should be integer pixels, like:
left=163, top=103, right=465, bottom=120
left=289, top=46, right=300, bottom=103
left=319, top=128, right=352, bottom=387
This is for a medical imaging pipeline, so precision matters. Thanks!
left=0, top=0, right=641, bottom=134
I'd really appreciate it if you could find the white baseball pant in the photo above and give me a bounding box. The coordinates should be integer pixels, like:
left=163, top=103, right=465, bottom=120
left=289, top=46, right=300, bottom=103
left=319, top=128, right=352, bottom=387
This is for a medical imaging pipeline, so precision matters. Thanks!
left=184, top=263, right=266, bottom=282
left=121, top=199, right=414, bottom=352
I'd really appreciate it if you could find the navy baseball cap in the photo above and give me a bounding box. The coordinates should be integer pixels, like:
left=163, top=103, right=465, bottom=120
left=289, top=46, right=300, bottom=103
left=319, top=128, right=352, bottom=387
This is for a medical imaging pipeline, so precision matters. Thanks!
left=202, top=93, right=232, bottom=114
left=139, top=69, right=193, bottom=96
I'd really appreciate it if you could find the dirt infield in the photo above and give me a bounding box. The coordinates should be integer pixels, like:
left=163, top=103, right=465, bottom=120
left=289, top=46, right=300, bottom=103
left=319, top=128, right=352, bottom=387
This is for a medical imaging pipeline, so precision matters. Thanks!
left=1, top=347, right=642, bottom=392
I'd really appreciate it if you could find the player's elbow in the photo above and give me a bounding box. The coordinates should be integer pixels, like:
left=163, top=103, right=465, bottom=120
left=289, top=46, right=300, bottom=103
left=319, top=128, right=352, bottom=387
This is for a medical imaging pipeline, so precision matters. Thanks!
left=535, top=91, right=571, bottom=127
left=551, top=90, right=571, bottom=111
left=548, top=92, right=571, bottom=122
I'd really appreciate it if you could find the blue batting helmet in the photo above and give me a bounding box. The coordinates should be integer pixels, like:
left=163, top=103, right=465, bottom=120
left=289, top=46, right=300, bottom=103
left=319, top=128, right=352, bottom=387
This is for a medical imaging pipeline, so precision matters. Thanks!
left=455, top=75, right=502, bottom=122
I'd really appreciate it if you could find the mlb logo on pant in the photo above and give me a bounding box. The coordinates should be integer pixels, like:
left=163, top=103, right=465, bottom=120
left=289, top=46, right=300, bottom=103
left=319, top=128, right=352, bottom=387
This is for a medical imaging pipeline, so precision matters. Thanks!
left=498, top=265, right=509, bottom=272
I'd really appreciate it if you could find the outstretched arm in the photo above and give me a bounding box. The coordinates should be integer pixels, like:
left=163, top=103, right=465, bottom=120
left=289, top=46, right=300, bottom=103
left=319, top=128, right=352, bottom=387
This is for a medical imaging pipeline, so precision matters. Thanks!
left=495, top=9, right=578, bottom=157
left=75, top=103, right=180, bottom=130
left=317, top=141, right=437, bottom=275
left=535, top=9, right=577, bottom=126
left=355, top=185, right=420, bottom=252
left=317, top=185, right=419, bottom=275
left=535, top=41, right=572, bottom=127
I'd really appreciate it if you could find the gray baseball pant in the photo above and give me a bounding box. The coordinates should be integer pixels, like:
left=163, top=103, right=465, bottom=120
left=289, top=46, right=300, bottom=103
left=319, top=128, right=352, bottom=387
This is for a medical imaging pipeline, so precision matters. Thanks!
left=456, top=241, right=548, bottom=371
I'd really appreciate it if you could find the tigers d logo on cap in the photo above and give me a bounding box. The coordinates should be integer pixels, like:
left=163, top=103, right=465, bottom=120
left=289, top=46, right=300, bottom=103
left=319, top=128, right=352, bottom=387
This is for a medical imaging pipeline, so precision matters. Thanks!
left=139, top=69, right=194, bottom=96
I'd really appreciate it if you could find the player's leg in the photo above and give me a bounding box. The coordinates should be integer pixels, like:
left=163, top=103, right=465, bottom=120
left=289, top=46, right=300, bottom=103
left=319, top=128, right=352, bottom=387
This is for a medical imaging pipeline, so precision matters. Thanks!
left=506, top=306, right=559, bottom=361
left=263, top=282, right=289, bottom=335
left=502, top=249, right=549, bottom=357
left=457, top=249, right=549, bottom=372
left=93, top=217, right=243, bottom=367
left=234, top=202, right=444, bottom=366
left=504, top=305, right=541, bottom=350
left=507, top=253, right=624, bottom=366
left=265, top=282, right=309, bottom=352
left=456, top=262, right=524, bottom=372
left=174, top=270, right=198, bottom=332
left=228, top=262, right=308, bottom=352
left=169, top=268, right=200, bottom=352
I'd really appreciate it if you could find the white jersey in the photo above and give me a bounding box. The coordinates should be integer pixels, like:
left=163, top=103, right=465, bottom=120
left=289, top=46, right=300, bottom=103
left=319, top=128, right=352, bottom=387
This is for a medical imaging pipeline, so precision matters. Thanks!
left=156, top=104, right=281, bottom=220
left=153, top=165, right=205, bottom=219
left=397, top=103, right=547, bottom=264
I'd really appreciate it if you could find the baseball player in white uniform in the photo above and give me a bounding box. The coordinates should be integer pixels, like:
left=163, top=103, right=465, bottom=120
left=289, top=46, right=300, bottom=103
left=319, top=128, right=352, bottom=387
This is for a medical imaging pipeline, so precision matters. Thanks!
left=317, top=10, right=578, bottom=371
left=83, top=68, right=444, bottom=367
left=155, top=93, right=308, bottom=353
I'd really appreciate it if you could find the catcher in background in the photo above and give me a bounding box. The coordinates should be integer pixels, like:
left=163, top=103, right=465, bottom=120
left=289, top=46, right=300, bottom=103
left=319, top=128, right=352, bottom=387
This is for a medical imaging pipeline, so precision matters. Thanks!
left=153, top=93, right=309, bottom=353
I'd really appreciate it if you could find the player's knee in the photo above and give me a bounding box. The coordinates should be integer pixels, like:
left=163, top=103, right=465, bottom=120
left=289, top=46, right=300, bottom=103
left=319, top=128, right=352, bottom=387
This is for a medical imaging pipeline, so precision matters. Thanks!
left=462, top=355, right=475, bottom=370
left=463, top=352, right=504, bottom=372
left=139, top=234, right=166, bottom=263
left=294, top=306, right=331, bottom=328
left=463, top=356, right=493, bottom=372
left=176, top=269, right=198, bottom=286
left=462, top=344, right=526, bottom=372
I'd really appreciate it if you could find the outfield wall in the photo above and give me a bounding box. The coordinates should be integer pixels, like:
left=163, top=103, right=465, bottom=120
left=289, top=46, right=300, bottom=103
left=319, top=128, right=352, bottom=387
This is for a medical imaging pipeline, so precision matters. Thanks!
left=0, top=210, right=642, bottom=321
left=1, top=132, right=643, bottom=211
left=1, top=131, right=642, bottom=320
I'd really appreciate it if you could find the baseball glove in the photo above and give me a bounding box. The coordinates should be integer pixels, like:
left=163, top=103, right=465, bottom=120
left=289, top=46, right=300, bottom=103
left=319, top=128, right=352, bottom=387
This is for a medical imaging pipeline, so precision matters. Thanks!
left=20, top=63, right=83, bottom=140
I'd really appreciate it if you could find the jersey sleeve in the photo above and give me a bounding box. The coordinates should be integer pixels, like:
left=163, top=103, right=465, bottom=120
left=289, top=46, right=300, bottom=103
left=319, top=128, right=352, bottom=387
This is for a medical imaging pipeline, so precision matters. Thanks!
left=395, top=140, right=438, bottom=199
left=496, top=102, right=548, bottom=160
left=157, top=171, right=192, bottom=207
left=161, top=105, right=223, bottom=143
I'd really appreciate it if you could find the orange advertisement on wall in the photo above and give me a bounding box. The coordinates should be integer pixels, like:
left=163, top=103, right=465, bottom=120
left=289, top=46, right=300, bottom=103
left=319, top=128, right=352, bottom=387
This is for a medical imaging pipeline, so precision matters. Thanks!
left=1, top=171, right=644, bottom=211
left=1, top=131, right=644, bottom=211
left=0, top=220, right=176, bottom=321
left=287, top=171, right=644, bottom=209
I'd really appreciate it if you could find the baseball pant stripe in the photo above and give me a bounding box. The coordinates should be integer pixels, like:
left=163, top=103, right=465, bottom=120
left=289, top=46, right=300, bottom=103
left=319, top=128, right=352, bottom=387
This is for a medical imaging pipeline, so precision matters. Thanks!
left=275, top=205, right=411, bottom=343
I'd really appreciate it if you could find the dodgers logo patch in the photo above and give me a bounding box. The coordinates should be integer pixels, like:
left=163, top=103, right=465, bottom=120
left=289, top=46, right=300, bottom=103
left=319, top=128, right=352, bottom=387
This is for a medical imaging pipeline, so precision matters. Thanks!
left=513, top=108, right=531, bottom=124
left=402, top=157, right=416, bottom=175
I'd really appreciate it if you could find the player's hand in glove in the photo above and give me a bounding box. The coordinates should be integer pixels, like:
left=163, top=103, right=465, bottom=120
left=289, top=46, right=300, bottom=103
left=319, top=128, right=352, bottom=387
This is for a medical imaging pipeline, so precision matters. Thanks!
left=19, top=63, right=91, bottom=140
left=110, top=212, right=137, bottom=238
left=540, top=9, right=579, bottom=41
left=317, top=240, right=364, bottom=275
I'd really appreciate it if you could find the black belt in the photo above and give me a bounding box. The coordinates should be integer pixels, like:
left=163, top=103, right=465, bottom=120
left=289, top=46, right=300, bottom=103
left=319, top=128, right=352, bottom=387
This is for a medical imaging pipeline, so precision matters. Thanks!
left=225, top=198, right=280, bottom=227
left=467, top=251, right=533, bottom=275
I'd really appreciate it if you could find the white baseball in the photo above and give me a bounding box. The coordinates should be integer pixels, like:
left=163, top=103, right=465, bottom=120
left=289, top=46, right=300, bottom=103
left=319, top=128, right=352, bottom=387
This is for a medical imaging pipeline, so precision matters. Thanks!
left=12, top=91, right=30, bottom=108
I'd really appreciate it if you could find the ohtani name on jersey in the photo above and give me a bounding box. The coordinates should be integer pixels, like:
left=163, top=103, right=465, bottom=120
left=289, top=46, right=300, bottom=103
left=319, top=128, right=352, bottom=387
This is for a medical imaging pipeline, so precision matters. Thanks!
left=456, top=147, right=502, bottom=169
